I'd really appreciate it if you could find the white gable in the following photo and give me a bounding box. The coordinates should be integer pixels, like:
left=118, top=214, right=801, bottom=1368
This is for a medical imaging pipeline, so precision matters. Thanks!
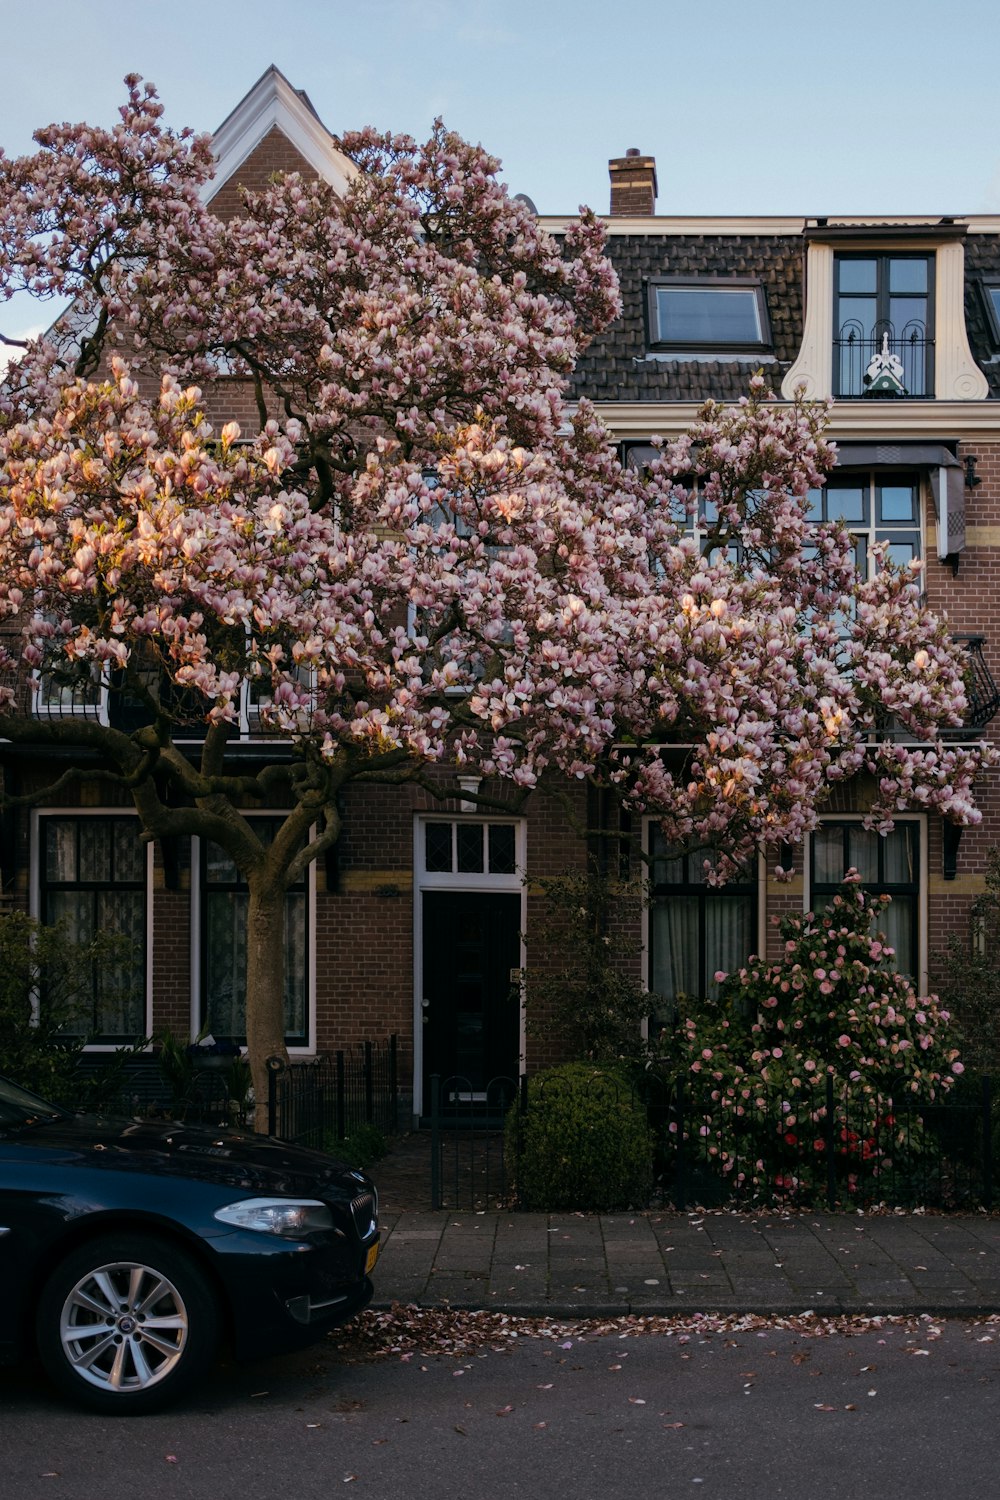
left=205, top=66, right=358, bottom=202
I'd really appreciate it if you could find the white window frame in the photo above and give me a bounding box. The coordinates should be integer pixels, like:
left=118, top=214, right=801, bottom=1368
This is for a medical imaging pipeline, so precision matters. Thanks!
left=29, top=807, right=153, bottom=1051
left=411, top=812, right=526, bottom=1118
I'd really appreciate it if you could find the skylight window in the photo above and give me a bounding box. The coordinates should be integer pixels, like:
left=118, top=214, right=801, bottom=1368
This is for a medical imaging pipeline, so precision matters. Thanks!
left=979, top=279, right=1000, bottom=347
left=647, top=278, right=770, bottom=350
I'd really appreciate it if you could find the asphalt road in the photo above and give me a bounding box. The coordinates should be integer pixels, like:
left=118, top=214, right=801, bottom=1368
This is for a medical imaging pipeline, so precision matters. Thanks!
left=2, top=1319, right=997, bottom=1499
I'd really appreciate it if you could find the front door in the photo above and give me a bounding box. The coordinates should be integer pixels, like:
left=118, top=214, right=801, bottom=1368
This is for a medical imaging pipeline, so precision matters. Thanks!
left=421, top=891, right=521, bottom=1108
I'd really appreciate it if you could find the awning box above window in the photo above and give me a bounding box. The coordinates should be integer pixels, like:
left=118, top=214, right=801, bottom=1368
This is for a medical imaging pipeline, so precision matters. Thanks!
left=834, top=442, right=964, bottom=558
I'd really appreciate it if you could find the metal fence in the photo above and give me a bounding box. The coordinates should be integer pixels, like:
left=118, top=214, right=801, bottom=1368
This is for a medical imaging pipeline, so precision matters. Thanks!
left=428, top=1073, right=519, bottom=1210
left=428, top=1068, right=999, bottom=1213
left=661, top=1071, right=995, bottom=1212
left=265, top=1037, right=400, bottom=1150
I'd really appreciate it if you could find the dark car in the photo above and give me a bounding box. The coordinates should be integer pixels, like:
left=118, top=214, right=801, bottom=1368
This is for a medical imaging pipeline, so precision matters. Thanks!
left=0, top=1075, right=379, bottom=1413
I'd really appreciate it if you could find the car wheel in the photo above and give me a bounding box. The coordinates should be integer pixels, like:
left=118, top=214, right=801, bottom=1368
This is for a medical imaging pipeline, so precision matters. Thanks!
left=36, top=1234, right=220, bottom=1414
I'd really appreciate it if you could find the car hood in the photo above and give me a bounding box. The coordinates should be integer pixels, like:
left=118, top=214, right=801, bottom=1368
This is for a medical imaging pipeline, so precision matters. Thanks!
left=4, top=1113, right=372, bottom=1201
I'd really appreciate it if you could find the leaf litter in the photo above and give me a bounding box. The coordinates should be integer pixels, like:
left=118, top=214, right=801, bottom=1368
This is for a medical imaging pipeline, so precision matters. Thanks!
left=327, top=1305, right=1000, bottom=1363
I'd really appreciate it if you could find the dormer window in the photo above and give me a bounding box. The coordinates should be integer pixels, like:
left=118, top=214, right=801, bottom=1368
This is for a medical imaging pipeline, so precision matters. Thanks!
left=647, top=278, right=771, bottom=352
left=834, top=254, right=934, bottom=397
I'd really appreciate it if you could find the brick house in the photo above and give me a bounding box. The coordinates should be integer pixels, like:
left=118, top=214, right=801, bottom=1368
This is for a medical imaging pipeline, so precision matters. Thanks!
left=1, top=71, right=998, bottom=1120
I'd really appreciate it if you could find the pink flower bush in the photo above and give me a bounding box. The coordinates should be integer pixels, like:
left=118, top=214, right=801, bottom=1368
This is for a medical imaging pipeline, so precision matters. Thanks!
left=655, top=879, right=963, bottom=1203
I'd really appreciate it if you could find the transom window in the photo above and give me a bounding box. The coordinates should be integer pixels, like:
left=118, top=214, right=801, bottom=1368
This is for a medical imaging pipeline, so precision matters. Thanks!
left=647, top=830, right=757, bottom=1018
left=810, top=821, right=919, bottom=978
left=39, top=815, right=146, bottom=1042
left=647, top=278, right=770, bottom=350
left=201, top=817, right=308, bottom=1046
left=424, top=820, right=517, bottom=876
left=834, top=254, right=933, bottom=397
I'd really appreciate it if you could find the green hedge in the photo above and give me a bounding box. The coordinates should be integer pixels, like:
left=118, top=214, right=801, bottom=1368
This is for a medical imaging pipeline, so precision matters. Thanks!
left=506, top=1062, right=654, bottom=1211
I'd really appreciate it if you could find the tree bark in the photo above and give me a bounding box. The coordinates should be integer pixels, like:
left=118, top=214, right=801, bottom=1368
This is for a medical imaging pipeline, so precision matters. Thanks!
left=244, top=880, right=289, bottom=1133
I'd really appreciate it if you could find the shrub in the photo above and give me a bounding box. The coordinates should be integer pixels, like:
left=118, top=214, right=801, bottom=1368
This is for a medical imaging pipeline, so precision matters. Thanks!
left=654, top=875, right=963, bottom=1204
left=506, top=1061, right=654, bottom=1211
left=0, top=911, right=146, bottom=1105
left=324, top=1123, right=388, bottom=1169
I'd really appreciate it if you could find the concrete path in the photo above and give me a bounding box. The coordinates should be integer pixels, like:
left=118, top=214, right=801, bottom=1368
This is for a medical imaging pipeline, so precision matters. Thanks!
left=373, top=1208, right=1000, bottom=1317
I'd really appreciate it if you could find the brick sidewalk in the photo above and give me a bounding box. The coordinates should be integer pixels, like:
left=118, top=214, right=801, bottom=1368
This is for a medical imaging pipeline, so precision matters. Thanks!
left=368, top=1131, right=1000, bottom=1317
left=372, top=1207, right=1000, bottom=1317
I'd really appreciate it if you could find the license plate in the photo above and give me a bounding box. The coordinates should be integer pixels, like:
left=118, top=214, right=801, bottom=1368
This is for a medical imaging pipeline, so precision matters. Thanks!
left=365, top=1240, right=380, bottom=1274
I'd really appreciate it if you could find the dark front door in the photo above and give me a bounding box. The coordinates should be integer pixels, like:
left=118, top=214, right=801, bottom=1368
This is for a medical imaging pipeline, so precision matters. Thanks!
left=422, top=892, right=521, bottom=1108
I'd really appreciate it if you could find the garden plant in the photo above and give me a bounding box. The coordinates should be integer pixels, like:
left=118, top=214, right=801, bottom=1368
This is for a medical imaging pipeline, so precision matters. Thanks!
left=654, top=876, right=965, bottom=1205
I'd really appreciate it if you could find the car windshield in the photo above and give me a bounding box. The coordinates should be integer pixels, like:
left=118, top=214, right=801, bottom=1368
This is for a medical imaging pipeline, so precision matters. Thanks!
left=0, top=1075, right=66, bottom=1127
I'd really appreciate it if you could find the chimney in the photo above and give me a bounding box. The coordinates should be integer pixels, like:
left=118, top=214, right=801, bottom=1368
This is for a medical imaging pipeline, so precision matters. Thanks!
left=608, top=148, right=657, bottom=217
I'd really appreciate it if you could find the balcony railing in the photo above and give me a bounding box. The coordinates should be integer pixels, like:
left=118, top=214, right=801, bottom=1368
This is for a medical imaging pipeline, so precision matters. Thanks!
left=954, top=634, right=1000, bottom=731
left=833, top=319, right=932, bottom=398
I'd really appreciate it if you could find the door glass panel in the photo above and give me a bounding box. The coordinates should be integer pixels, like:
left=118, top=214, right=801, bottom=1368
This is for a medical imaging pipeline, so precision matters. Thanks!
left=488, top=824, right=516, bottom=874
left=456, top=823, right=484, bottom=873
left=837, top=295, right=877, bottom=335
left=425, top=822, right=452, bottom=872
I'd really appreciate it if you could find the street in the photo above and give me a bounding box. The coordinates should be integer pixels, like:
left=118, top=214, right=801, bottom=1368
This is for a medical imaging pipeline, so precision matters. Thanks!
left=1, top=1315, right=996, bottom=1499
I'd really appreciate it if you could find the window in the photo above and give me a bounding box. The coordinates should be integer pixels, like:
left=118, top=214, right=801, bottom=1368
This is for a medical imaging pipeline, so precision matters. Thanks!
left=423, top=820, right=518, bottom=876
left=200, top=818, right=309, bottom=1046
left=810, top=821, right=919, bottom=977
left=834, top=254, right=933, bottom=396
left=647, top=829, right=757, bottom=1020
left=38, top=815, right=147, bottom=1042
left=978, top=279, right=1000, bottom=347
left=647, top=278, right=771, bottom=351
left=806, top=472, right=922, bottom=577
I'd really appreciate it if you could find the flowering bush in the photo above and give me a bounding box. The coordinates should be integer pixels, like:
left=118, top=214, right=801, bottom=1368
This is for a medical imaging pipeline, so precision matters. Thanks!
left=653, top=876, right=963, bottom=1203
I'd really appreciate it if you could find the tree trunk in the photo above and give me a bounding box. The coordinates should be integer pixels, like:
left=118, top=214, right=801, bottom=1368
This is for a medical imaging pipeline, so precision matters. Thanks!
left=244, top=881, right=288, bottom=1133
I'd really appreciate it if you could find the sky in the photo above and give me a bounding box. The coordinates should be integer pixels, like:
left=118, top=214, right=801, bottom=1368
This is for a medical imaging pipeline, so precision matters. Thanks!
left=2, top=0, right=1000, bottom=221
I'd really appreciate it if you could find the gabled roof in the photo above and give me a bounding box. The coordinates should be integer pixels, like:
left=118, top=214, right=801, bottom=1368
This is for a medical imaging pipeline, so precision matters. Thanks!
left=205, top=65, right=357, bottom=202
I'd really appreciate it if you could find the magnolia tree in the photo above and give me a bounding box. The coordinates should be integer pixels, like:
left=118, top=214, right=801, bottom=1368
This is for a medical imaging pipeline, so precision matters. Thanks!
left=0, top=79, right=991, bottom=1110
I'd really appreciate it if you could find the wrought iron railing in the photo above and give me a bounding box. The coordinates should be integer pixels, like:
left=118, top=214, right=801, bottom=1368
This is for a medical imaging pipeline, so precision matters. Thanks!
left=427, top=1069, right=1000, bottom=1213
left=265, top=1038, right=400, bottom=1150
left=833, top=319, right=932, bottom=398
left=953, top=634, right=1000, bottom=730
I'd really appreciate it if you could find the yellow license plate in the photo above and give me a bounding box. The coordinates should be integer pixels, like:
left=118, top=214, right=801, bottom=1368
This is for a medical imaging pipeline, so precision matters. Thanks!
left=365, top=1240, right=380, bottom=1274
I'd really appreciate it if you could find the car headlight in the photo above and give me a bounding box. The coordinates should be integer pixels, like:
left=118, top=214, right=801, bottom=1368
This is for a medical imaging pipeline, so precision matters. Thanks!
left=213, top=1198, right=334, bottom=1236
